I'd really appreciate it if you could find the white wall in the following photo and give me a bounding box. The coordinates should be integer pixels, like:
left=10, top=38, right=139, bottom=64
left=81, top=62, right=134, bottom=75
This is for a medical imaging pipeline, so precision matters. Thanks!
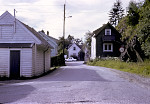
left=45, top=49, right=51, bottom=72
left=0, top=48, right=33, bottom=77
left=0, top=48, right=9, bottom=77
left=35, top=46, right=44, bottom=76
left=68, top=43, right=81, bottom=58
left=0, top=11, right=39, bottom=44
left=20, top=48, right=33, bottom=77
left=91, top=37, right=96, bottom=60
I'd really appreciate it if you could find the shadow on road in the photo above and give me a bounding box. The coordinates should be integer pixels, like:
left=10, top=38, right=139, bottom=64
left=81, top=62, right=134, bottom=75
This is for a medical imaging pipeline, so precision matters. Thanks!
left=0, top=84, right=35, bottom=103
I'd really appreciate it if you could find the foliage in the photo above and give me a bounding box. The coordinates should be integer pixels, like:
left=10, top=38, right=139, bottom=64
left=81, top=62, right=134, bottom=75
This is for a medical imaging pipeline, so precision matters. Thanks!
left=137, top=0, right=150, bottom=57
left=88, top=59, right=150, bottom=77
left=51, top=53, right=65, bottom=67
left=109, top=0, right=124, bottom=26
left=84, top=31, right=93, bottom=53
left=58, top=35, right=83, bottom=55
left=127, top=1, right=140, bottom=26
left=74, top=38, right=83, bottom=45
left=116, top=0, right=150, bottom=58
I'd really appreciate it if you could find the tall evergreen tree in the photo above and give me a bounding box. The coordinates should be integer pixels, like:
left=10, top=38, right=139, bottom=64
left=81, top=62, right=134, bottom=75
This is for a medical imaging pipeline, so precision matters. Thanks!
left=127, top=1, right=140, bottom=26
left=109, top=0, right=124, bottom=26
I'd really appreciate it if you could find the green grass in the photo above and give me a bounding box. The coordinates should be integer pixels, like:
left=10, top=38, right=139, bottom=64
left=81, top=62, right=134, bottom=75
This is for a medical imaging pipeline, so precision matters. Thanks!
left=87, top=59, right=150, bottom=77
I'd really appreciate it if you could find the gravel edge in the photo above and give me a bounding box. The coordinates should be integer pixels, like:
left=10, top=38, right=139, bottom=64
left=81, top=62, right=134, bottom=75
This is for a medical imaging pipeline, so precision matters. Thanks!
left=109, top=68, right=150, bottom=90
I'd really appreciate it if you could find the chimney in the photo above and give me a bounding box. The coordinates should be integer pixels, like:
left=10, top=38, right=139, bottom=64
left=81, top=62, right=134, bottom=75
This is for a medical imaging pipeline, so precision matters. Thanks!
left=47, top=31, right=49, bottom=36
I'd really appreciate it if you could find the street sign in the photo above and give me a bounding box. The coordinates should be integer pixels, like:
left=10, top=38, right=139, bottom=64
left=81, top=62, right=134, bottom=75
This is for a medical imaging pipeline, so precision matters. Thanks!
left=119, top=47, right=125, bottom=53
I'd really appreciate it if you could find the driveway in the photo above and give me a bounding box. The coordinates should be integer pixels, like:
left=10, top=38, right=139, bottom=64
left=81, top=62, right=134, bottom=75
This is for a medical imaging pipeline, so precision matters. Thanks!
left=0, top=61, right=150, bottom=104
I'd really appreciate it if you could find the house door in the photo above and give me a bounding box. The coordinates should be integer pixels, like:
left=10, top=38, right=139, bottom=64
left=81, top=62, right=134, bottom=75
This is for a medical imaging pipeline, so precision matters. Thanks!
left=10, top=50, right=20, bottom=79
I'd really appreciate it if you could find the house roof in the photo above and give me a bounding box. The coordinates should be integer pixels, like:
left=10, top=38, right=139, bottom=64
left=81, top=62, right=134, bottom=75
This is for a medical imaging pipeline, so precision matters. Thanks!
left=93, top=22, right=121, bottom=37
left=47, top=35, right=59, bottom=44
left=68, top=43, right=82, bottom=50
left=20, top=22, right=54, bottom=49
left=38, top=31, right=58, bottom=47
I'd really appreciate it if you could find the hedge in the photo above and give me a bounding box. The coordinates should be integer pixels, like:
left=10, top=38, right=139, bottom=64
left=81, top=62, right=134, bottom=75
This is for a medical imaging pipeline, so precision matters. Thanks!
left=51, top=53, right=65, bottom=67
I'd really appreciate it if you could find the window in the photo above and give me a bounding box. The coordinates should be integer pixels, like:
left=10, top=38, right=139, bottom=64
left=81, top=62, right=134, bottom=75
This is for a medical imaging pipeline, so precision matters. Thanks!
left=73, top=47, right=76, bottom=50
left=105, top=29, right=111, bottom=35
left=103, top=43, right=113, bottom=52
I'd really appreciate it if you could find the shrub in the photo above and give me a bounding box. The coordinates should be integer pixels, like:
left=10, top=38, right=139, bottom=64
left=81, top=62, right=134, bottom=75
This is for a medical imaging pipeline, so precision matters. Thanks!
left=51, top=53, right=65, bottom=67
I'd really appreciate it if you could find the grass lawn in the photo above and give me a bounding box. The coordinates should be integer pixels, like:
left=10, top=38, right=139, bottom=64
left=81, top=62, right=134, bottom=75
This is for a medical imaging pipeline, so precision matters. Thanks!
left=87, top=59, right=150, bottom=77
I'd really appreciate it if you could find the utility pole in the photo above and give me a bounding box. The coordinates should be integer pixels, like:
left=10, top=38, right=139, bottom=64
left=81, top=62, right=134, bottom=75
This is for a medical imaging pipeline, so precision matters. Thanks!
left=63, top=3, right=66, bottom=56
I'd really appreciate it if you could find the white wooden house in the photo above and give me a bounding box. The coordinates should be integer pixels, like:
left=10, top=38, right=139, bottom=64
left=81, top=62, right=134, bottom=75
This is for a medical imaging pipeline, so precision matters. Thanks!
left=67, top=43, right=81, bottom=59
left=0, top=11, right=53, bottom=78
left=38, top=31, right=58, bottom=57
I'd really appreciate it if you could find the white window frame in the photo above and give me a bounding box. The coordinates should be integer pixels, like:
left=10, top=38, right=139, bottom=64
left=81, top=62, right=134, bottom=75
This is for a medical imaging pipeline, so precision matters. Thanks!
left=103, top=43, right=113, bottom=52
left=105, top=29, right=111, bottom=35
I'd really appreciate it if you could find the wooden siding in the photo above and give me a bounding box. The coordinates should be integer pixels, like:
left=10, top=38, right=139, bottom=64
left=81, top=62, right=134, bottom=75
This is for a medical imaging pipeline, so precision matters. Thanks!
left=0, top=22, right=36, bottom=43
left=0, top=48, right=9, bottom=77
left=35, top=46, right=44, bottom=76
left=45, top=49, right=51, bottom=72
left=32, top=44, right=36, bottom=76
left=20, top=48, right=33, bottom=77
left=0, top=11, right=52, bottom=78
left=0, top=25, right=13, bottom=39
left=0, top=48, right=33, bottom=77
left=0, top=13, right=14, bottom=24
left=96, top=24, right=121, bottom=57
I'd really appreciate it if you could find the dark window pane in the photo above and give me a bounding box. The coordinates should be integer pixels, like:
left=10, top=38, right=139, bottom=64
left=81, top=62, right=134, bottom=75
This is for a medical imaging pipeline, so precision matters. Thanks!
left=109, top=45, right=111, bottom=50
left=105, top=45, right=107, bottom=50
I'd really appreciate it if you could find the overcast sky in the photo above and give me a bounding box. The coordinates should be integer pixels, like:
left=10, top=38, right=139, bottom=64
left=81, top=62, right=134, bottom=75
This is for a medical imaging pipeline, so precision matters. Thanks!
left=0, top=0, right=143, bottom=40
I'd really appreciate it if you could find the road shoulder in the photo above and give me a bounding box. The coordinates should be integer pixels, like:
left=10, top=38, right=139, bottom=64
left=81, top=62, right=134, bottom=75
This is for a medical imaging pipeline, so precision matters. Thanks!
left=107, top=67, right=150, bottom=90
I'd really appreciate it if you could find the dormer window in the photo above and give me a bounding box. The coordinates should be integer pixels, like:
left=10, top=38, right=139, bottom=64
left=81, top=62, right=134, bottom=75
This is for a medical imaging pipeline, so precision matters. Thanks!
left=105, top=29, right=111, bottom=35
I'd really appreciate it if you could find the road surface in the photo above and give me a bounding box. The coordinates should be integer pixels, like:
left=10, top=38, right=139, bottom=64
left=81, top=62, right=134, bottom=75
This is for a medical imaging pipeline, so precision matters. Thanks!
left=0, top=61, right=150, bottom=104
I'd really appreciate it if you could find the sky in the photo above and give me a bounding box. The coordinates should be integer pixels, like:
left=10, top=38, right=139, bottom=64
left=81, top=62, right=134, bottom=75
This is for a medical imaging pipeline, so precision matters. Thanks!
left=0, top=0, right=144, bottom=40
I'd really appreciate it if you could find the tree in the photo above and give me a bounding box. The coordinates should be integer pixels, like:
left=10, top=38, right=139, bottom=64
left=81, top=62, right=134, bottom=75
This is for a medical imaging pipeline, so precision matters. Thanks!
left=58, top=35, right=81, bottom=55
left=84, top=31, right=93, bottom=47
left=74, top=38, right=83, bottom=45
left=109, top=0, right=124, bottom=26
left=116, top=0, right=150, bottom=59
left=67, top=35, right=74, bottom=44
left=84, top=31, right=93, bottom=54
left=127, top=1, right=140, bottom=26
left=137, top=0, right=150, bottom=57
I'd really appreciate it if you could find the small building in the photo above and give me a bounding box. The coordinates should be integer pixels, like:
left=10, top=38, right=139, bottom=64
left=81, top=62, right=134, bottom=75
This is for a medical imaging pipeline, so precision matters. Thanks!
left=91, top=22, right=122, bottom=59
left=67, top=43, right=85, bottom=60
left=39, top=31, right=58, bottom=57
left=0, top=11, right=53, bottom=78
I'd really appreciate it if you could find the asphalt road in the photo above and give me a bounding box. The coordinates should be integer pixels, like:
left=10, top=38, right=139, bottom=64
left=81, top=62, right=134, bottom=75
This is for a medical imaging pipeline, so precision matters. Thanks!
left=0, top=61, right=150, bottom=104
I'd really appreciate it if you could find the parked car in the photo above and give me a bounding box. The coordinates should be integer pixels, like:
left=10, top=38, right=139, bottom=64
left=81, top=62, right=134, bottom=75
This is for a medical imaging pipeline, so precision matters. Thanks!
left=65, top=57, right=77, bottom=62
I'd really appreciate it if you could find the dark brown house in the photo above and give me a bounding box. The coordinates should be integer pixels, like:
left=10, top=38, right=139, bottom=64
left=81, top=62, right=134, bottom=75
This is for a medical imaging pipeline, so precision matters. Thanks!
left=91, top=23, right=122, bottom=59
